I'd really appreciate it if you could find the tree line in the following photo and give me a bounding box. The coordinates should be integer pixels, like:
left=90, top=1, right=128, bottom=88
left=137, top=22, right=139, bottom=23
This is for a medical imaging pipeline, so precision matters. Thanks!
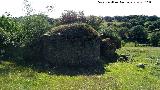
left=0, top=10, right=160, bottom=60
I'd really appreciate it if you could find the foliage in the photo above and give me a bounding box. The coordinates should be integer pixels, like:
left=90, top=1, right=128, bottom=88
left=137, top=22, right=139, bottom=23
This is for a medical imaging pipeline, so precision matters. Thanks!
left=146, top=15, right=158, bottom=21
left=60, top=10, right=86, bottom=24
left=0, top=16, right=23, bottom=58
left=59, top=10, right=103, bottom=30
left=118, top=27, right=129, bottom=40
left=0, top=28, right=7, bottom=45
left=47, top=23, right=99, bottom=36
left=98, top=24, right=121, bottom=60
left=128, top=25, right=148, bottom=43
left=0, top=14, right=53, bottom=60
left=147, top=20, right=160, bottom=32
left=119, top=22, right=132, bottom=29
left=86, top=15, right=103, bottom=30
left=12, top=14, right=53, bottom=63
left=100, top=30, right=121, bottom=50
left=0, top=28, right=7, bottom=58
left=17, top=14, right=52, bottom=46
left=103, top=16, right=113, bottom=22
left=150, top=32, right=160, bottom=47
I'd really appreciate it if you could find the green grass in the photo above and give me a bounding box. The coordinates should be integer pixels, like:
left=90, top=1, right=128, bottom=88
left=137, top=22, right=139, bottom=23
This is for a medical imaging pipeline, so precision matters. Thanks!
left=0, top=47, right=160, bottom=90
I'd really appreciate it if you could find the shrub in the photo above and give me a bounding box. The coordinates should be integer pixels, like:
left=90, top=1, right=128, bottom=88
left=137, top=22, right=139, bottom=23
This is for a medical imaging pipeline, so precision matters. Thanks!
left=0, top=28, right=7, bottom=58
left=118, top=27, right=129, bottom=40
left=128, top=25, right=148, bottom=43
left=0, top=16, right=23, bottom=59
left=60, top=10, right=86, bottom=24
left=86, top=15, right=103, bottom=30
left=150, top=32, right=160, bottom=47
left=17, top=14, right=52, bottom=46
left=97, top=22, right=121, bottom=60
left=99, top=30, right=121, bottom=61
left=0, top=15, right=50, bottom=60
left=16, top=14, right=52, bottom=62
left=59, top=10, right=103, bottom=30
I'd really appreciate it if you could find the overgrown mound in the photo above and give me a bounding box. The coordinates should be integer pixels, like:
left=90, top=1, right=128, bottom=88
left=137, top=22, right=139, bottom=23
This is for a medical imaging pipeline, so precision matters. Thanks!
left=25, top=23, right=121, bottom=66
left=42, top=23, right=101, bottom=66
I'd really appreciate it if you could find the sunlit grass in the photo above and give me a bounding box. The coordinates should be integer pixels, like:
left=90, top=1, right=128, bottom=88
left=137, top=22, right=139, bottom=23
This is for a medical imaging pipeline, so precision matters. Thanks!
left=0, top=47, right=160, bottom=90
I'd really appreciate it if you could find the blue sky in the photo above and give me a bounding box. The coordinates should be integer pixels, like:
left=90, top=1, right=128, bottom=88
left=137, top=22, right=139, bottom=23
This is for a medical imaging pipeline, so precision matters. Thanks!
left=0, top=0, right=159, bottom=18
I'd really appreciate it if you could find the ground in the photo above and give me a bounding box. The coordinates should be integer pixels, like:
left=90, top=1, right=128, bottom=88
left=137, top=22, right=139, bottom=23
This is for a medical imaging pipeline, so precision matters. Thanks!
left=0, top=47, right=160, bottom=90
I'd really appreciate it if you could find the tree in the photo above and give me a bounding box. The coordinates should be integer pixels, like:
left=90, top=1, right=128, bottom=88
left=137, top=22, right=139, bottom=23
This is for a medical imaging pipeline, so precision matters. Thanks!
left=86, top=15, right=103, bottom=30
left=103, top=16, right=113, bottom=22
left=60, top=10, right=103, bottom=30
left=150, top=32, right=160, bottom=47
left=129, top=25, right=148, bottom=43
left=129, top=19, right=139, bottom=27
left=60, top=10, right=86, bottom=24
left=147, top=20, right=160, bottom=32
left=144, top=21, right=152, bottom=28
left=118, top=27, right=129, bottom=40
left=120, top=22, right=132, bottom=29
left=0, top=15, right=23, bottom=58
left=148, top=25, right=155, bottom=32
left=147, top=15, right=158, bottom=21
left=18, top=14, right=51, bottom=46
left=0, top=15, right=22, bottom=46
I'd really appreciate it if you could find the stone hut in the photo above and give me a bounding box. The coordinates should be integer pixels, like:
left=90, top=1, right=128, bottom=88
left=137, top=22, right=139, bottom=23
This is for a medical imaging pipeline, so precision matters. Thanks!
left=42, top=23, right=101, bottom=66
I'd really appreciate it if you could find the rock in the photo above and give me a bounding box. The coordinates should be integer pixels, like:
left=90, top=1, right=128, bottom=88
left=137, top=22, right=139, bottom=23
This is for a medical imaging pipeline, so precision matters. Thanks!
left=118, top=55, right=129, bottom=61
left=155, top=59, right=160, bottom=65
left=136, top=63, right=146, bottom=69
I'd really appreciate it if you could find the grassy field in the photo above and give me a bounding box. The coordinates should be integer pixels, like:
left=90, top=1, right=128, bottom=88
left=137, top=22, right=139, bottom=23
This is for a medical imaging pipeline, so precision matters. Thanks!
left=0, top=47, right=160, bottom=90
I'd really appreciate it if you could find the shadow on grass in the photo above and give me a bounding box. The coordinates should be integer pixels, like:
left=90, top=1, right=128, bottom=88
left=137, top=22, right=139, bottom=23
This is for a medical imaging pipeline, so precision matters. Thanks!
left=0, top=67, right=10, bottom=75
left=45, top=65, right=105, bottom=76
left=20, top=55, right=118, bottom=76
left=20, top=62, right=106, bottom=76
left=0, top=60, right=106, bottom=76
left=0, top=53, right=119, bottom=76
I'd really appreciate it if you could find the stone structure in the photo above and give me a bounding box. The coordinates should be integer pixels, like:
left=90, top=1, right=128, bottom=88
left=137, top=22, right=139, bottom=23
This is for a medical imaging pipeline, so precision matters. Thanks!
left=42, top=23, right=101, bottom=66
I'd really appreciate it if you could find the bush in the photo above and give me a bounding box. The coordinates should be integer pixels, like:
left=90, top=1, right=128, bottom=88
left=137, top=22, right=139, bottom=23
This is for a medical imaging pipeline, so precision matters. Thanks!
left=128, top=25, right=148, bottom=43
left=0, top=28, right=7, bottom=58
left=60, top=10, right=86, bottom=24
left=99, top=30, right=121, bottom=61
left=97, top=22, right=121, bottom=61
left=118, top=27, right=129, bottom=40
left=17, top=14, right=52, bottom=46
left=150, top=32, right=160, bottom=47
left=16, top=14, right=52, bottom=62
left=86, top=15, right=103, bottom=30
left=59, top=10, right=103, bottom=30
left=0, top=16, right=23, bottom=59
left=0, top=16, right=22, bottom=46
